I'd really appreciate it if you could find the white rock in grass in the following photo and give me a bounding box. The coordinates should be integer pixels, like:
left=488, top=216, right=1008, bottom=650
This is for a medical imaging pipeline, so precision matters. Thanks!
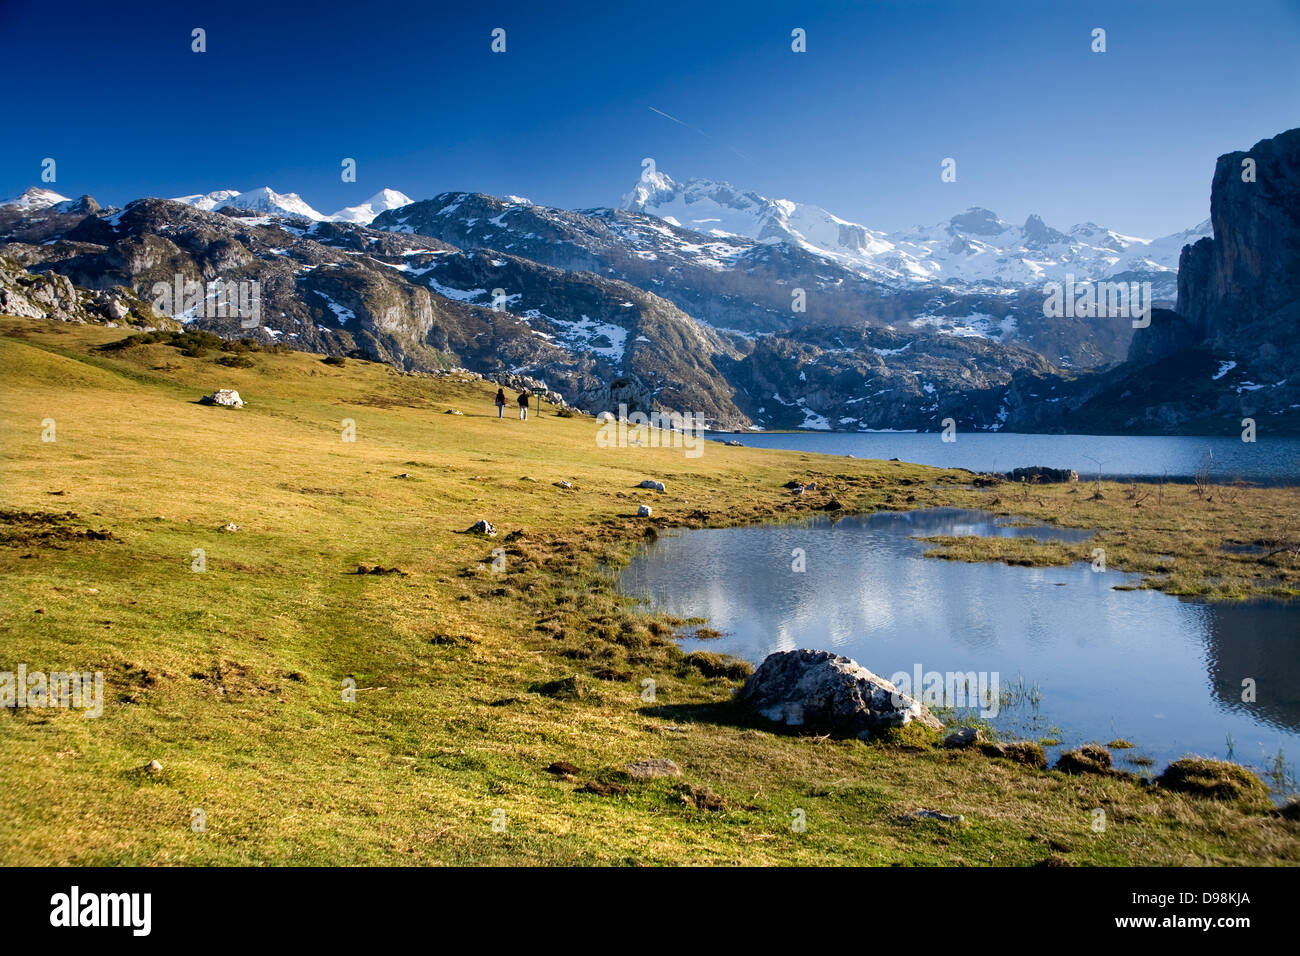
left=202, top=389, right=243, bottom=407
left=737, top=649, right=944, bottom=738
left=625, top=758, right=680, bottom=779
left=908, top=808, right=964, bottom=823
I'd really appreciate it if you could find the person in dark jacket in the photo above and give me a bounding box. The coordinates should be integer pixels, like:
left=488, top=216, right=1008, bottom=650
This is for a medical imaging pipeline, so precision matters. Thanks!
left=494, top=388, right=507, bottom=418
left=517, top=390, right=529, bottom=421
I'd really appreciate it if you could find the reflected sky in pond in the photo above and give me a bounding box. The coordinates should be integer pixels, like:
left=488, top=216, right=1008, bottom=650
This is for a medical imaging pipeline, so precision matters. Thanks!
left=618, top=509, right=1299, bottom=788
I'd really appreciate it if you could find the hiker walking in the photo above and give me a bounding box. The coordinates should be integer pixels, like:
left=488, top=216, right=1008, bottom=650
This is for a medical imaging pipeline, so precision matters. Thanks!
left=517, top=390, right=530, bottom=421
left=494, top=387, right=507, bottom=419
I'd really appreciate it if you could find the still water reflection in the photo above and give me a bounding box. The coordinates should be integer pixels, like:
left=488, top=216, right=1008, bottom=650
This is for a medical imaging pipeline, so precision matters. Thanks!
left=619, top=509, right=1299, bottom=786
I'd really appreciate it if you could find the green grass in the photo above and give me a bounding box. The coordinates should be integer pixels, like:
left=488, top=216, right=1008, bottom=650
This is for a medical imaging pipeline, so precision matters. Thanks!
left=918, top=478, right=1300, bottom=600
left=2, top=317, right=1298, bottom=865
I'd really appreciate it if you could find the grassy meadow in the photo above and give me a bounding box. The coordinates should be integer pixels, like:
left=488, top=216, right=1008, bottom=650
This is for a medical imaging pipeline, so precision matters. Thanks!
left=2, top=316, right=1297, bottom=865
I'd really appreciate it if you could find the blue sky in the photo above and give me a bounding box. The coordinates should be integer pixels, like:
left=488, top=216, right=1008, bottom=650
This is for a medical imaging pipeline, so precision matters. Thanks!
left=3, top=0, right=1298, bottom=236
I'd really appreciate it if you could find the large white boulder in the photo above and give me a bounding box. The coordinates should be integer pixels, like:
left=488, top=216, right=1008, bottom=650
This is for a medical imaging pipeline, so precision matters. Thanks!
left=737, top=649, right=943, bottom=739
left=202, top=389, right=243, bottom=407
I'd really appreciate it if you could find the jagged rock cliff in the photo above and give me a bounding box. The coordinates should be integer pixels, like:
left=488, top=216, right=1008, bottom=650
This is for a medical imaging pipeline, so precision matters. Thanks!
left=1005, top=127, right=1300, bottom=435
left=1177, top=127, right=1300, bottom=360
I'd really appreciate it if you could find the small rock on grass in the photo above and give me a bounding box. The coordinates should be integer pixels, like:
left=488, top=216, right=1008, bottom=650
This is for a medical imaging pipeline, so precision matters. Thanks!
left=465, top=519, right=496, bottom=536
left=625, top=758, right=681, bottom=779
left=943, top=727, right=984, bottom=749
left=907, top=808, right=963, bottom=823
left=637, top=505, right=652, bottom=517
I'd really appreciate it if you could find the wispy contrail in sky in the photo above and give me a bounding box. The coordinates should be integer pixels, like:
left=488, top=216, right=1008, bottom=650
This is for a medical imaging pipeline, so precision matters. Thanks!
left=648, top=106, right=755, bottom=163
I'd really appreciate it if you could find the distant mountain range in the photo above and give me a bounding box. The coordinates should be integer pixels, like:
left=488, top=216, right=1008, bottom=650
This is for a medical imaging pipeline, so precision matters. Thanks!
left=621, top=169, right=1209, bottom=289
left=7, top=174, right=1206, bottom=287
left=9, top=184, right=417, bottom=226
left=168, top=187, right=415, bottom=225
left=1, top=131, right=1294, bottom=436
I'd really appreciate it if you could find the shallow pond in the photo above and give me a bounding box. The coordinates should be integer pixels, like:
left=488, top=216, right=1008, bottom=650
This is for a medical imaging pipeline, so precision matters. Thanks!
left=618, top=509, right=1299, bottom=789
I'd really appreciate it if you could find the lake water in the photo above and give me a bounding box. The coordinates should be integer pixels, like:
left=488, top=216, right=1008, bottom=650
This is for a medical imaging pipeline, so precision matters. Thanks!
left=618, top=509, right=1300, bottom=790
left=707, top=432, right=1300, bottom=485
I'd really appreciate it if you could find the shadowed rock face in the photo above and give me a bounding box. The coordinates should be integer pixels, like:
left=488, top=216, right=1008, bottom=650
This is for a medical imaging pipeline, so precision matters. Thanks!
left=1001, top=127, right=1300, bottom=435
left=1139, top=128, right=1300, bottom=426
left=1178, top=127, right=1300, bottom=356
left=1124, top=307, right=1203, bottom=366
left=737, top=649, right=943, bottom=739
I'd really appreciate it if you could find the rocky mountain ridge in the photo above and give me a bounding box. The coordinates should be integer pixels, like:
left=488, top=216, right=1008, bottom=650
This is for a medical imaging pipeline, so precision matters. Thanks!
left=0, top=194, right=747, bottom=425
left=3, top=130, right=1292, bottom=434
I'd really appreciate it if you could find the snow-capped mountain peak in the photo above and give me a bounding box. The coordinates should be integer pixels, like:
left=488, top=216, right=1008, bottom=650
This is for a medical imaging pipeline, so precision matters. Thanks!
left=620, top=168, right=677, bottom=211
left=621, top=173, right=775, bottom=237
left=1, top=187, right=72, bottom=212
left=171, top=189, right=242, bottom=211
left=214, top=187, right=326, bottom=221
left=621, top=172, right=902, bottom=274
left=620, top=169, right=1209, bottom=288
left=946, top=207, right=1009, bottom=237
left=172, top=187, right=411, bottom=224
left=330, top=188, right=414, bottom=225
